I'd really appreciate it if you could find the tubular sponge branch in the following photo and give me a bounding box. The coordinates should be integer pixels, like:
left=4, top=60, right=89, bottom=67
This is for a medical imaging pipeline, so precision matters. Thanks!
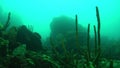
left=95, top=6, right=101, bottom=68
left=96, top=6, right=101, bottom=56
left=3, top=12, right=11, bottom=31
left=87, top=24, right=90, bottom=62
left=75, top=15, right=79, bottom=48
left=93, top=25, right=97, bottom=56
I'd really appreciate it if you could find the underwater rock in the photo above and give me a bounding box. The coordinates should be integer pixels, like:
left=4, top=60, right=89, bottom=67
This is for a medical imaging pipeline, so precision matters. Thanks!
left=50, top=16, right=76, bottom=36
left=16, top=25, right=42, bottom=52
left=50, top=16, right=86, bottom=36
left=50, top=16, right=87, bottom=53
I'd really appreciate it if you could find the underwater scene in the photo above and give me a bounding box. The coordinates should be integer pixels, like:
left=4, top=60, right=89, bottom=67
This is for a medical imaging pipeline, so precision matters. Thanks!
left=0, top=0, right=120, bottom=68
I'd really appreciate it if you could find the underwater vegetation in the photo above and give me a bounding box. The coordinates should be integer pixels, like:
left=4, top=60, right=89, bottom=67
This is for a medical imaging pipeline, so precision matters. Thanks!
left=0, top=6, right=120, bottom=68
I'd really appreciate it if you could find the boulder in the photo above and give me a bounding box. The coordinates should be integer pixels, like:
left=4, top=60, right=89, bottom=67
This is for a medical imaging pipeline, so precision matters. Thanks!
left=16, top=25, right=42, bottom=52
